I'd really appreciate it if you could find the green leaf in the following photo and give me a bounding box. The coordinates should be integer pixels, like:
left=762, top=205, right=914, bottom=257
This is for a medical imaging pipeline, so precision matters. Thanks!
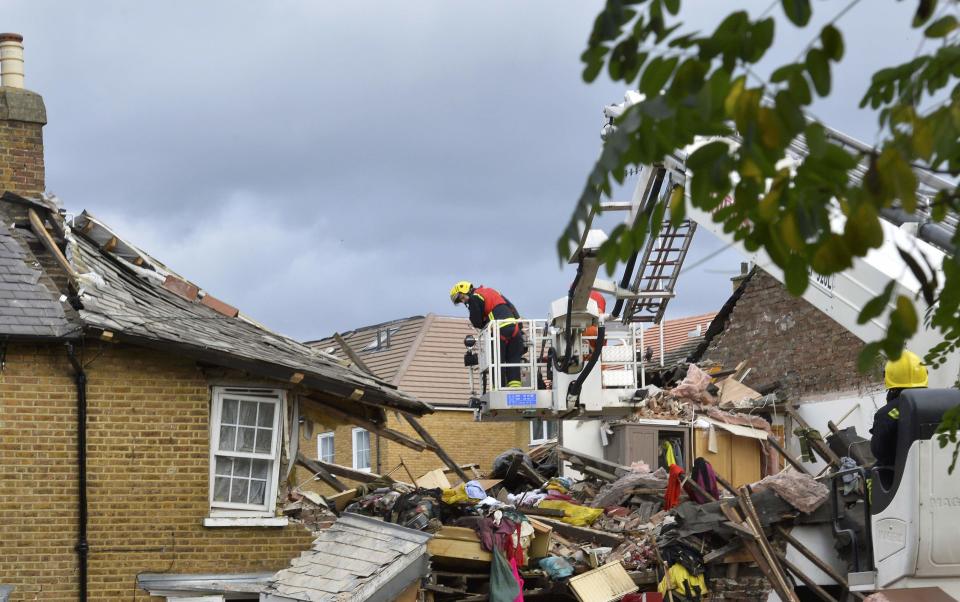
left=895, top=294, right=919, bottom=333
left=913, top=0, right=938, bottom=27
left=925, top=15, right=958, bottom=37
left=784, top=255, right=808, bottom=295
left=844, top=203, right=884, bottom=255
left=782, top=0, right=812, bottom=27
left=789, top=72, right=812, bottom=105
left=805, top=48, right=831, bottom=96
left=805, top=123, right=827, bottom=156
left=639, top=56, right=680, bottom=96
left=770, top=64, right=799, bottom=83
left=897, top=246, right=937, bottom=306
left=664, top=0, right=680, bottom=16
left=811, top=234, right=852, bottom=274
left=820, top=25, right=844, bottom=61
left=858, top=342, right=883, bottom=373
left=775, top=90, right=806, bottom=135
left=750, top=18, right=776, bottom=61
left=858, top=281, right=896, bottom=324
left=686, top=140, right=730, bottom=171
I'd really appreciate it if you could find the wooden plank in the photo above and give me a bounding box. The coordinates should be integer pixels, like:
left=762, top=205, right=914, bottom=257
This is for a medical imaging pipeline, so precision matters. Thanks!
left=333, top=332, right=376, bottom=376
left=775, top=526, right=865, bottom=600
left=415, top=468, right=452, bottom=490
left=766, top=435, right=812, bottom=476
left=295, top=452, right=348, bottom=492
left=558, top=446, right=630, bottom=478
left=737, top=487, right=799, bottom=602
left=326, top=488, right=359, bottom=512
left=403, top=414, right=470, bottom=483
left=308, top=397, right=431, bottom=453
left=27, top=208, right=78, bottom=283
left=777, top=549, right=839, bottom=602
left=786, top=406, right=841, bottom=467
left=296, top=452, right=391, bottom=485
left=532, top=517, right=624, bottom=548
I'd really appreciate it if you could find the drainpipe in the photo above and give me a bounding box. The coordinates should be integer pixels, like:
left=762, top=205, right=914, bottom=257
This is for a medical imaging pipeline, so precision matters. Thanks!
left=66, top=344, right=88, bottom=602
left=375, top=433, right=382, bottom=474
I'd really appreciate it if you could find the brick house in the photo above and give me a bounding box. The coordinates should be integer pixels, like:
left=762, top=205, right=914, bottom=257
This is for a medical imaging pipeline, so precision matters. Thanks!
left=695, top=266, right=884, bottom=473
left=0, top=34, right=434, bottom=601
left=304, top=314, right=533, bottom=483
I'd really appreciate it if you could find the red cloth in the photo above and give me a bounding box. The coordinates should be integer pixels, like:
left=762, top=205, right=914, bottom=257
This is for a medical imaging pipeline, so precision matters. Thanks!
left=663, top=464, right=685, bottom=510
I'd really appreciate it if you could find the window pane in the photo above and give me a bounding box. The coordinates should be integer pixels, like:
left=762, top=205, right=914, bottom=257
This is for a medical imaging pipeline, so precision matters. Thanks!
left=320, top=435, right=334, bottom=463
left=547, top=421, right=559, bottom=439
left=218, top=426, right=237, bottom=452
left=215, top=457, right=233, bottom=476
left=251, top=459, right=270, bottom=480
left=221, top=399, right=239, bottom=424
left=213, top=476, right=231, bottom=502
left=249, top=479, right=266, bottom=505
left=234, top=457, right=252, bottom=477
left=230, top=478, right=249, bottom=504
left=238, top=427, right=256, bottom=453
left=257, top=402, right=275, bottom=427
left=358, top=448, right=370, bottom=470
left=239, top=401, right=258, bottom=426
left=254, top=428, right=272, bottom=454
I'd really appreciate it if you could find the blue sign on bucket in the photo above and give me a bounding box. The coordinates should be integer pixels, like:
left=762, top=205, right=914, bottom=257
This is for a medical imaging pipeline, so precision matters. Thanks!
left=506, top=392, right=537, bottom=407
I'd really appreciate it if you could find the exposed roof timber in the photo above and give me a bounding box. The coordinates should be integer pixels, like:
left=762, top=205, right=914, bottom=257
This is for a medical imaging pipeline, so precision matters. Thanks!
left=303, top=393, right=434, bottom=453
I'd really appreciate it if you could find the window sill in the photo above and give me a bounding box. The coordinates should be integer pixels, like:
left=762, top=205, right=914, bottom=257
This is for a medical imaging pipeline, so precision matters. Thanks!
left=202, top=517, right=289, bottom=528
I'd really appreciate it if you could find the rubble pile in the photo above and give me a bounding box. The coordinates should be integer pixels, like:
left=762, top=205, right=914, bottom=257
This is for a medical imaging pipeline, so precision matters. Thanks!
left=283, top=361, right=876, bottom=601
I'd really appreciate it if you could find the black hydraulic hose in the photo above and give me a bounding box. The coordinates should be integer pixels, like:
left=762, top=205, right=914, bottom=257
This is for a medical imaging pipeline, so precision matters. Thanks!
left=610, top=251, right=638, bottom=319
left=66, top=344, right=88, bottom=602
left=566, top=324, right=606, bottom=403
left=555, top=261, right=583, bottom=372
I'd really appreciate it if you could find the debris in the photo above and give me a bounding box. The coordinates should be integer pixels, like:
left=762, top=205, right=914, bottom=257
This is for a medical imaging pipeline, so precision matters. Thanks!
left=752, top=470, right=830, bottom=514
left=568, top=561, right=639, bottom=602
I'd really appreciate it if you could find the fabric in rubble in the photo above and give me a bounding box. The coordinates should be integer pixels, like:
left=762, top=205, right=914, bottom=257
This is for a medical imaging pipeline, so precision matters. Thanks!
left=539, top=556, right=574, bottom=580
left=751, top=470, right=830, bottom=513
left=490, top=548, right=522, bottom=602
left=538, top=500, right=604, bottom=526
left=840, top=456, right=862, bottom=494
left=658, top=562, right=707, bottom=601
left=690, top=458, right=719, bottom=504
left=664, top=464, right=685, bottom=510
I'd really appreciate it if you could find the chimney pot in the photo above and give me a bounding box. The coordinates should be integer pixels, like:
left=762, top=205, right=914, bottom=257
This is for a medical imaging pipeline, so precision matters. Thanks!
left=0, top=33, right=26, bottom=89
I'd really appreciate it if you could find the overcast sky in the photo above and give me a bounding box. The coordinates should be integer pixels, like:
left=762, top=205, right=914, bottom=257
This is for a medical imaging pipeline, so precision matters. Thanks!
left=5, top=1, right=928, bottom=340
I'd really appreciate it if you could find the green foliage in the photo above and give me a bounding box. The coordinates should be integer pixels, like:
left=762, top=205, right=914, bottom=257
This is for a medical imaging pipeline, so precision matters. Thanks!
left=565, top=0, right=960, bottom=470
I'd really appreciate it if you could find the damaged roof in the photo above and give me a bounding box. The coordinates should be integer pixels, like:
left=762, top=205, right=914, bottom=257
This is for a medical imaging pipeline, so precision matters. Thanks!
left=261, top=513, right=432, bottom=602
left=642, top=312, right=717, bottom=367
left=0, top=193, right=431, bottom=415
left=0, top=220, right=74, bottom=339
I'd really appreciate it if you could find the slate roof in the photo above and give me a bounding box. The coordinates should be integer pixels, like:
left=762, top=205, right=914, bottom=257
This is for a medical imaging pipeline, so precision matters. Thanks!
left=308, top=314, right=478, bottom=407
left=261, top=513, right=431, bottom=602
left=66, top=211, right=430, bottom=415
left=0, top=220, right=74, bottom=339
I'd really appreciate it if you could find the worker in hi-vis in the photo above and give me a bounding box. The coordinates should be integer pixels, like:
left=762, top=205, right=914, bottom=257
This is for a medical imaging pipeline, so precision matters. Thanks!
left=450, top=281, right=524, bottom=388
left=869, top=350, right=929, bottom=467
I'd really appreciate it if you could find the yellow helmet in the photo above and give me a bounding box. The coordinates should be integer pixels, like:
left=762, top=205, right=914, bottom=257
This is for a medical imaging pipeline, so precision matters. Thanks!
left=885, top=350, right=928, bottom=389
left=449, top=281, right=473, bottom=304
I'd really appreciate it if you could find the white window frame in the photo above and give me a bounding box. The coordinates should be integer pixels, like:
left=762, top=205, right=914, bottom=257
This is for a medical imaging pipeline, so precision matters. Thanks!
left=208, top=387, right=285, bottom=517
left=530, top=418, right=559, bottom=445
left=317, top=431, right=335, bottom=464
left=352, top=427, right=372, bottom=472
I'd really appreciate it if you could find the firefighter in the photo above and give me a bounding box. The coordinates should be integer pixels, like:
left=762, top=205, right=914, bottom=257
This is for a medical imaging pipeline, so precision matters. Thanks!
left=870, top=350, right=928, bottom=467
left=450, top=281, right=524, bottom=388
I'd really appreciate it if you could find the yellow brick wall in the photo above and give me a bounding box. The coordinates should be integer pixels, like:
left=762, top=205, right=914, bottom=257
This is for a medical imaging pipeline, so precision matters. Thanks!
left=381, top=410, right=530, bottom=483
left=294, top=407, right=530, bottom=494
left=0, top=342, right=314, bottom=601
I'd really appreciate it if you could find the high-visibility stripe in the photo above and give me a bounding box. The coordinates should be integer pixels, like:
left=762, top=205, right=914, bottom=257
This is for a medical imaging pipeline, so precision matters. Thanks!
left=889, top=407, right=900, bottom=419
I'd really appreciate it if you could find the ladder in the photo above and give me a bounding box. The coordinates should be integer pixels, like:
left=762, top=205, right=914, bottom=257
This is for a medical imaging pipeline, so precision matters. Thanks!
left=623, top=218, right=697, bottom=324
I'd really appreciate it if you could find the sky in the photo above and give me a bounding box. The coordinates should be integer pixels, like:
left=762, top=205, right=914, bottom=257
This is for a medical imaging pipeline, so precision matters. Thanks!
left=4, top=0, right=929, bottom=341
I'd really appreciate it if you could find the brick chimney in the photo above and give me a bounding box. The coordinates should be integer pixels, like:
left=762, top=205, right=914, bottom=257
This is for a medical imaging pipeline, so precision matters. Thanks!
left=0, top=33, right=46, bottom=198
